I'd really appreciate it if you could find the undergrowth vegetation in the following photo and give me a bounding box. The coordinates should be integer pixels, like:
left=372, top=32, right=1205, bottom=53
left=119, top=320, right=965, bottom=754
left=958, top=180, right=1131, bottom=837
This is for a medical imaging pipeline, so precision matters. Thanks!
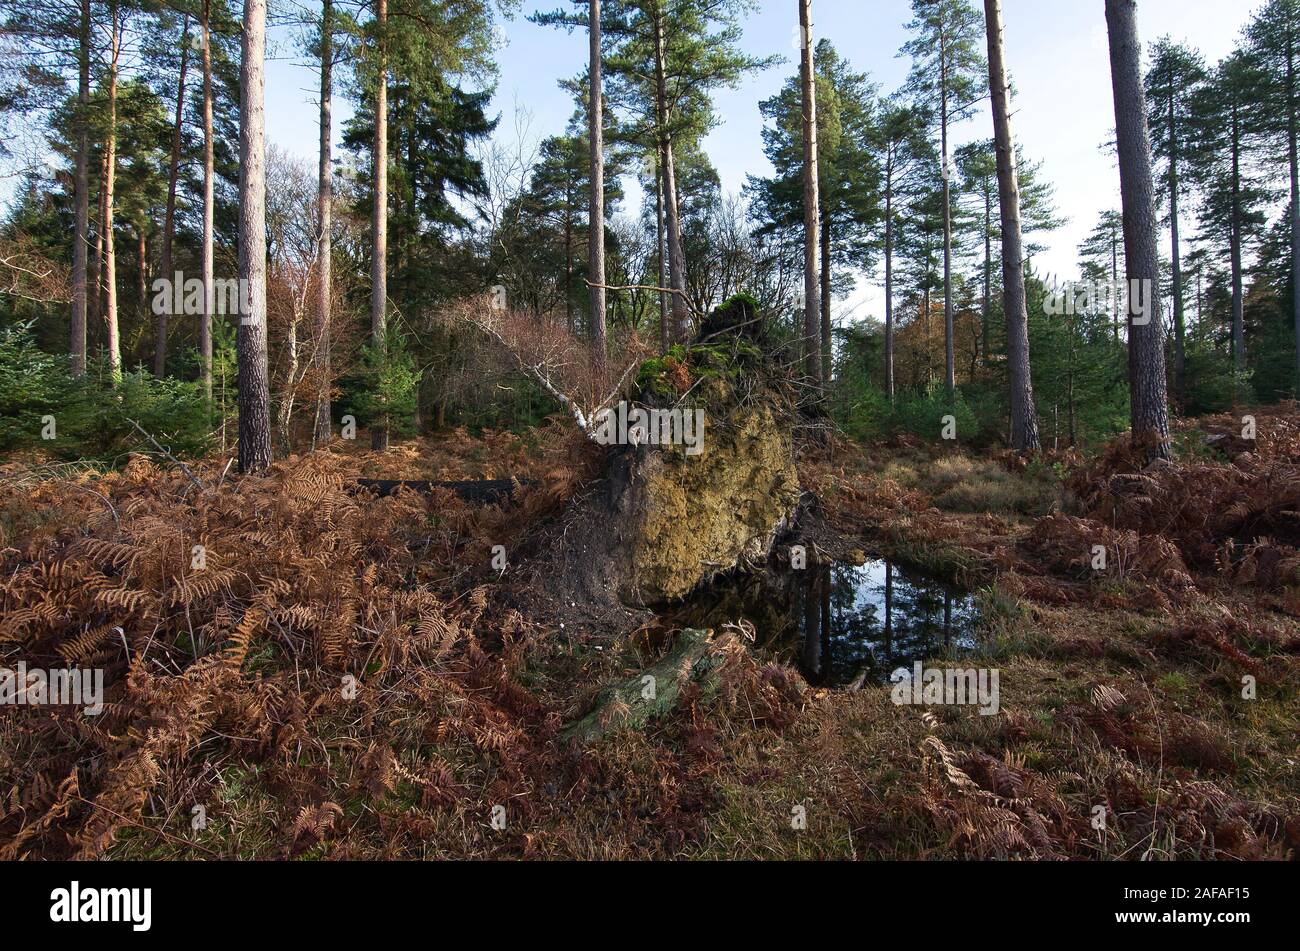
left=0, top=408, right=1297, bottom=859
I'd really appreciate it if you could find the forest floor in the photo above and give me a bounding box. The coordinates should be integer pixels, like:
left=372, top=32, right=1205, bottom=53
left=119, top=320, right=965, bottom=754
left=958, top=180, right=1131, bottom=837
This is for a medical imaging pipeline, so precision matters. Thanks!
left=1, top=407, right=1297, bottom=860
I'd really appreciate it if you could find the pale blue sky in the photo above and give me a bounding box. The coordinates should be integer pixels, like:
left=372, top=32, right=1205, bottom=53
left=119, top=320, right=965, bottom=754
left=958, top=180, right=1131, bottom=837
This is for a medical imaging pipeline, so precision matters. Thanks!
left=262, top=0, right=1265, bottom=321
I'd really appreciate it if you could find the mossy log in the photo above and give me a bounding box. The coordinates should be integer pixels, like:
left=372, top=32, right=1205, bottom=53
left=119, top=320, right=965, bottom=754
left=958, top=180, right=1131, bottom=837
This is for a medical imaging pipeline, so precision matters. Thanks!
left=562, top=628, right=719, bottom=745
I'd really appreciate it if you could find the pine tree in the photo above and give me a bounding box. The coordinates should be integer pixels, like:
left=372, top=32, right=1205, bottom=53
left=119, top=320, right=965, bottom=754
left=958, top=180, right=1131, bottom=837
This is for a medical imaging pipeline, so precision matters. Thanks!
left=589, top=0, right=607, bottom=375
left=869, top=97, right=932, bottom=399
left=983, top=0, right=1038, bottom=452
left=1188, top=51, right=1271, bottom=380
left=1248, top=0, right=1300, bottom=392
left=1106, top=0, right=1171, bottom=459
left=1146, top=37, right=1207, bottom=404
left=237, top=0, right=271, bottom=472
left=751, top=37, right=880, bottom=387
left=598, top=0, right=773, bottom=344
left=1078, top=209, right=1125, bottom=339
left=901, top=0, right=986, bottom=396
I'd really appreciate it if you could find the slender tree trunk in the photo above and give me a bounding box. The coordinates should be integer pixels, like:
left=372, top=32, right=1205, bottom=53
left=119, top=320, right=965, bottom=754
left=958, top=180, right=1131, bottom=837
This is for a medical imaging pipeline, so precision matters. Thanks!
left=103, top=1, right=121, bottom=381
left=278, top=313, right=299, bottom=455
left=985, top=0, right=1039, bottom=452
left=588, top=0, right=607, bottom=376
left=799, top=0, right=822, bottom=385
left=91, top=156, right=105, bottom=344
left=314, top=0, right=334, bottom=445
left=1287, top=38, right=1300, bottom=393
left=884, top=175, right=895, bottom=400
left=1111, top=227, right=1119, bottom=340
left=156, top=15, right=191, bottom=378
left=653, top=8, right=688, bottom=343
left=1106, top=0, right=1171, bottom=460
left=237, top=0, right=272, bottom=472
left=940, top=28, right=955, bottom=396
left=821, top=210, right=833, bottom=381
left=1231, top=103, right=1246, bottom=375
left=656, top=160, right=667, bottom=353
left=370, top=0, right=389, bottom=451
left=982, top=186, right=991, bottom=365
left=1167, top=90, right=1186, bottom=404
left=136, top=227, right=147, bottom=312
left=71, top=0, right=90, bottom=377
left=200, top=0, right=214, bottom=403
left=564, top=195, right=573, bottom=332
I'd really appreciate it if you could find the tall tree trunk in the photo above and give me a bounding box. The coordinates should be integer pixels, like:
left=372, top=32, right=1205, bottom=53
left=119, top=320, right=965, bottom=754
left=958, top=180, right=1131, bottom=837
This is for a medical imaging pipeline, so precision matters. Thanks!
left=884, top=174, right=895, bottom=400
left=564, top=192, right=573, bottom=332
left=985, top=0, right=1039, bottom=452
left=1287, top=36, right=1300, bottom=394
left=156, top=15, right=191, bottom=378
left=799, top=0, right=822, bottom=385
left=71, top=0, right=90, bottom=377
left=982, top=186, right=991, bottom=365
left=237, top=0, right=272, bottom=473
left=1167, top=89, right=1186, bottom=404
left=588, top=0, right=607, bottom=376
left=653, top=8, right=688, bottom=343
left=136, top=227, right=147, bottom=312
left=370, top=0, right=389, bottom=451
left=314, top=0, right=334, bottom=445
left=1106, top=0, right=1171, bottom=460
left=1110, top=227, right=1119, bottom=340
left=940, top=28, right=955, bottom=396
left=820, top=209, right=832, bottom=381
left=655, top=159, right=667, bottom=353
left=103, top=1, right=121, bottom=382
left=91, top=155, right=105, bottom=344
left=1231, top=102, right=1246, bottom=376
left=200, top=0, right=214, bottom=402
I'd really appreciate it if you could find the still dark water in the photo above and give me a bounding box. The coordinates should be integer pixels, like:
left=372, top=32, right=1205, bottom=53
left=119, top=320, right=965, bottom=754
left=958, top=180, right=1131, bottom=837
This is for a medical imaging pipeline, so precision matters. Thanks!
left=669, top=559, right=981, bottom=687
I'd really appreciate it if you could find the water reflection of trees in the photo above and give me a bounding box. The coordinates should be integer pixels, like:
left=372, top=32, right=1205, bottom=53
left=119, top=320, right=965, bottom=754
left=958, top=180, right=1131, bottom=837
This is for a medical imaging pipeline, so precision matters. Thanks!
left=793, top=562, right=977, bottom=687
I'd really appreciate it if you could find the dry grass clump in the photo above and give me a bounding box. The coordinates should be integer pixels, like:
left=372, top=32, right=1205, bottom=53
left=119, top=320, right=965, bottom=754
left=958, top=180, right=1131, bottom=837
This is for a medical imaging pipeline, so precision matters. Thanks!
left=1066, top=406, right=1300, bottom=591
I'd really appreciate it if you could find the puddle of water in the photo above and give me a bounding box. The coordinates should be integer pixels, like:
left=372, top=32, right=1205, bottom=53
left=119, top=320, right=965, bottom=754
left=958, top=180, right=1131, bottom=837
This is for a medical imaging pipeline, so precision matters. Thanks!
left=667, top=559, right=981, bottom=688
